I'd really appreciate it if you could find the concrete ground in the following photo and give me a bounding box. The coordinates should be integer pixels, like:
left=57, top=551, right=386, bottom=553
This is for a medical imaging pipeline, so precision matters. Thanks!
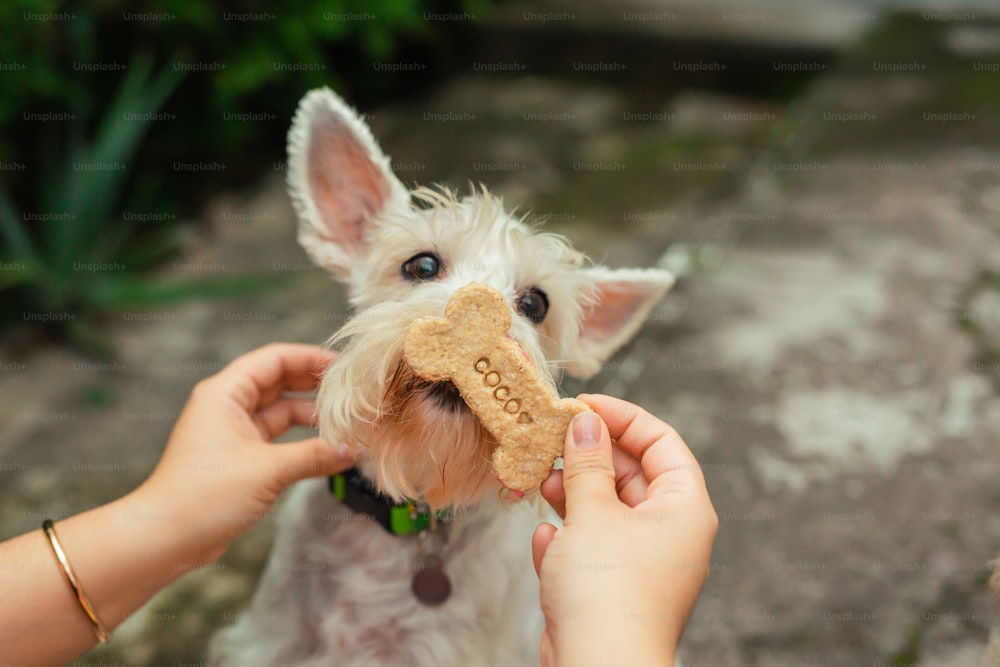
left=3, top=8, right=1000, bottom=667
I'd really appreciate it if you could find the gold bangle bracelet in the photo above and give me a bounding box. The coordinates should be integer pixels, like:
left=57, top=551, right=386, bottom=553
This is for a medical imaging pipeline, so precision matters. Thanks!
left=42, top=519, right=112, bottom=644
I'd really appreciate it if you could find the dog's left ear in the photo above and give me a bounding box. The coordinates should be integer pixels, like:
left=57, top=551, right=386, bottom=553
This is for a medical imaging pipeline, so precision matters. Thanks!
left=565, top=267, right=676, bottom=379
left=287, top=87, right=409, bottom=279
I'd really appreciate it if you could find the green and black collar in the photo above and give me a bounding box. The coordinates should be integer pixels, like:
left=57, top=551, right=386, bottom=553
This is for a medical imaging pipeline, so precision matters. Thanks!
left=329, top=468, right=450, bottom=536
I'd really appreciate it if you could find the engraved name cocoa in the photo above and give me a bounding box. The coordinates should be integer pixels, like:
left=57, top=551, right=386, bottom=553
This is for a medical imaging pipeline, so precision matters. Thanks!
left=474, top=357, right=533, bottom=423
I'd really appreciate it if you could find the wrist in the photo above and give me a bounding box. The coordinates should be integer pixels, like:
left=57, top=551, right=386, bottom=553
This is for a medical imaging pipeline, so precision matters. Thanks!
left=123, top=485, right=223, bottom=569
left=37, top=491, right=214, bottom=635
left=554, top=614, right=677, bottom=666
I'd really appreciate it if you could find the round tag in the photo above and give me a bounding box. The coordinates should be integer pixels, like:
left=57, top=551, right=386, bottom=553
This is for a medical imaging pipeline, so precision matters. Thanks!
left=412, top=555, right=451, bottom=606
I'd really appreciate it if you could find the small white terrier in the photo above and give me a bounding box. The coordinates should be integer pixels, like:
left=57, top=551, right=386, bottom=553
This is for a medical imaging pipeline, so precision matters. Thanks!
left=209, top=88, right=675, bottom=666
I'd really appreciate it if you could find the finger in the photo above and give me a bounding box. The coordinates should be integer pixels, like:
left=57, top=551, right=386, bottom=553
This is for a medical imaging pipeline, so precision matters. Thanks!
left=612, top=443, right=650, bottom=507
left=214, top=344, right=337, bottom=412
left=578, top=393, right=702, bottom=486
left=531, top=522, right=557, bottom=578
left=540, top=469, right=565, bottom=519
left=254, top=398, right=318, bottom=441
left=540, top=633, right=555, bottom=667
left=271, top=437, right=354, bottom=487
left=561, top=411, right=620, bottom=517
left=542, top=444, right=647, bottom=518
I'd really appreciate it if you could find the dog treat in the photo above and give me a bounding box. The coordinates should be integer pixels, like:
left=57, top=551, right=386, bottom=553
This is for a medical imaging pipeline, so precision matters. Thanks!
left=403, top=283, right=590, bottom=494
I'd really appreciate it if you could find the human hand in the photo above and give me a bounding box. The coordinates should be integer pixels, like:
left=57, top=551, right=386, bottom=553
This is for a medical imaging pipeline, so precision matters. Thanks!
left=131, top=343, right=354, bottom=566
left=531, top=394, right=718, bottom=667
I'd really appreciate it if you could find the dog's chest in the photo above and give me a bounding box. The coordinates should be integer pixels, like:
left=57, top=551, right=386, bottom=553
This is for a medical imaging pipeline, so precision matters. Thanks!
left=280, top=480, right=544, bottom=666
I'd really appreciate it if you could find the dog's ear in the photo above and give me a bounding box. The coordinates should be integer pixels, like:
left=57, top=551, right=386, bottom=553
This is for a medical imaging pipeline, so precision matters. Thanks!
left=565, top=267, right=676, bottom=379
left=287, top=87, right=408, bottom=279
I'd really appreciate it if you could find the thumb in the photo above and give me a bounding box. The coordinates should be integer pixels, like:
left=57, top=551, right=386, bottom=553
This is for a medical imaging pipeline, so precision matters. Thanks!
left=561, top=410, right=619, bottom=516
left=273, top=437, right=355, bottom=487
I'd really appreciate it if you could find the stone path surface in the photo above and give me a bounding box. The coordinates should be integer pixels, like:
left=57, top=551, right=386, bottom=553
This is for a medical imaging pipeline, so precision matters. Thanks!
left=655, top=14, right=1000, bottom=665
left=3, top=8, right=1000, bottom=667
left=491, top=0, right=1000, bottom=49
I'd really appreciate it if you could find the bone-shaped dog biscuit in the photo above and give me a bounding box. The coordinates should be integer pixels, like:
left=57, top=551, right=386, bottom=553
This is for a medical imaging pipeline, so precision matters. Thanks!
left=403, top=283, right=589, bottom=494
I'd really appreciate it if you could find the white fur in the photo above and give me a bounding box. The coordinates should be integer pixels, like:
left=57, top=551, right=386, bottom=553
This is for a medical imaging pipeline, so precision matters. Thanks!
left=209, top=87, right=675, bottom=666
left=210, top=480, right=543, bottom=667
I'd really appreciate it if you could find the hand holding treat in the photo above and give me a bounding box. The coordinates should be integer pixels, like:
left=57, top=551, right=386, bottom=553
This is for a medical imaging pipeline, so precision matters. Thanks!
left=403, top=283, right=589, bottom=495
left=532, top=395, right=719, bottom=667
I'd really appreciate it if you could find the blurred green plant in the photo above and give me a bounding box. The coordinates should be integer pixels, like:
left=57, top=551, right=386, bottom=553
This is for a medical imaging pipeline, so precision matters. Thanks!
left=0, top=54, right=280, bottom=351
left=0, top=0, right=484, bottom=348
left=0, top=0, right=486, bottom=165
left=0, top=55, right=183, bottom=295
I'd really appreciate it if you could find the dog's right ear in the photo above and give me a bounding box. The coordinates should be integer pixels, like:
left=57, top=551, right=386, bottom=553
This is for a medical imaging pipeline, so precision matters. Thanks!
left=287, top=88, right=408, bottom=279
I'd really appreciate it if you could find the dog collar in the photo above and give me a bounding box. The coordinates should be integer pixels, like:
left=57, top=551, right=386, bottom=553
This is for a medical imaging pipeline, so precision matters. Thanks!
left=329, top=468, right=450, bottom=536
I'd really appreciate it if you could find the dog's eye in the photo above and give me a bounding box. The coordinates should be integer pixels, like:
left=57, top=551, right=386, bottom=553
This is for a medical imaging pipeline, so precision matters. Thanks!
left=402, top=252, right=442, bottom=282
left=516, top=288, right=549, bottom=324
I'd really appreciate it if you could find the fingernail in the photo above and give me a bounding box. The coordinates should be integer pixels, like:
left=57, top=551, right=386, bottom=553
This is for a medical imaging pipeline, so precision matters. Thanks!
left=572, top=412, right=601, bottom=449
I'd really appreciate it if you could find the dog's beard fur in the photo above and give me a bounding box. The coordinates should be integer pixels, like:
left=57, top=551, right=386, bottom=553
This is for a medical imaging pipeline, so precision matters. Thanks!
left=309, top=187, right=601, bottom=509
left=376, top=363, right=499, bottom=509
left=316, top=266, right=563, bottom=509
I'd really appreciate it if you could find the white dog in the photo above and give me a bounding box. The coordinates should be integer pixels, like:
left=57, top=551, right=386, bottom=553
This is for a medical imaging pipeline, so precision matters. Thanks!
left=209, top=88, right=675, bottom=667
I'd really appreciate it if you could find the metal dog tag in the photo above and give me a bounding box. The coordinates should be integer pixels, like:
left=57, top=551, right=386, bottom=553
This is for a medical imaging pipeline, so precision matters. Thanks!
left=412, top=554, right=451, bottom=606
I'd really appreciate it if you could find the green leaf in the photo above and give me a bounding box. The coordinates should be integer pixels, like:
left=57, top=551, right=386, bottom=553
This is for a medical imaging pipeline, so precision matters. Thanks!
left=0, top=185, right=36, bottom=265
left=112, top=231, right=179, bottom=270
left=49, top=53, right=186, bottom=278
left=0, top=262, right=35, bottom=291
